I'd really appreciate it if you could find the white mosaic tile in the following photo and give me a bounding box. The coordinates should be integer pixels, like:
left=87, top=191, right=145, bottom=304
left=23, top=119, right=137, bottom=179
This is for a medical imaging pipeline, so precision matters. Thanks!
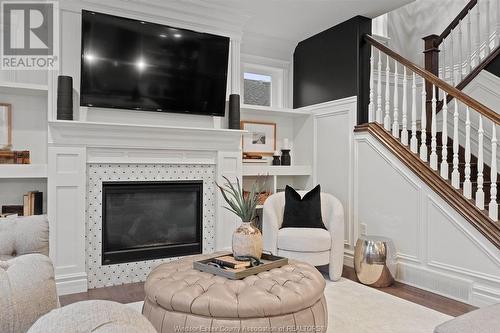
left=86, top=163, right=216, bottom=288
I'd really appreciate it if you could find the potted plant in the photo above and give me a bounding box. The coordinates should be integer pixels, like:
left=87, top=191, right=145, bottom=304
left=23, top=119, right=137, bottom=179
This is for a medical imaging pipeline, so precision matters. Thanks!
left=217, top=176, right=263, bottom=259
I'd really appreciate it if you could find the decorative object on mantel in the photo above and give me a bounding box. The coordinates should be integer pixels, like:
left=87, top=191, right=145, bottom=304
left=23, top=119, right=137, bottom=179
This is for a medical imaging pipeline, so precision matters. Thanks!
left=280, top=138, right=291, bottom=165
left=57, top=75, right=73, bottom=120
left=272, top=151, right=281, bottom=165
left=0, top=103, right=12, bottom=150
left=217, top=175, right=263, bottom=259
left=241, top=121, right=276, bottom=155
left=280, top=149, right=291, bottom=165
left=228, top=94, right=240, bottom=129
left=0, top=150, right=30, bottom=164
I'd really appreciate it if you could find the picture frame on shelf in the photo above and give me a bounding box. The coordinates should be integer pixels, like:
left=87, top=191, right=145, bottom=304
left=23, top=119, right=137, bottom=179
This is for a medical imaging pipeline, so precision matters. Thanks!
left=0, top=103, right=12, bottom=150
left=241, top=121, right=276, bottom=155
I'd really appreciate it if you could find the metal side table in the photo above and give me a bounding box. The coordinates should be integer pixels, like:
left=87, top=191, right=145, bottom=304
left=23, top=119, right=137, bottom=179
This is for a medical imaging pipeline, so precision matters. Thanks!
left=354, top=235, right=396, bottom=287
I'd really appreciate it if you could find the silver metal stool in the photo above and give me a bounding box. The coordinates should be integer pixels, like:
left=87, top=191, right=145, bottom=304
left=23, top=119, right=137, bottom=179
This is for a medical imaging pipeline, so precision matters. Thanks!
left=354, top=235, right=396, bottom=287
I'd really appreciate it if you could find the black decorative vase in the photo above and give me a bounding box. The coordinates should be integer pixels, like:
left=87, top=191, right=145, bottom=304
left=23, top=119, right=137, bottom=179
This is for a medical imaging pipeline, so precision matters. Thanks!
left=228, top=94, right=240, bottom=129
left=57, top=75, right=73, bottom=120
left=280, top=149, right=291, bottom=166
left=272, top=155, right=281, bottom=166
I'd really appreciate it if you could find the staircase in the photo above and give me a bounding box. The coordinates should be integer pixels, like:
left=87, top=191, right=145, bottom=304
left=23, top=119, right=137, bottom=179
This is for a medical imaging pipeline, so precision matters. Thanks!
left=356, top=9, right=500, bottom=247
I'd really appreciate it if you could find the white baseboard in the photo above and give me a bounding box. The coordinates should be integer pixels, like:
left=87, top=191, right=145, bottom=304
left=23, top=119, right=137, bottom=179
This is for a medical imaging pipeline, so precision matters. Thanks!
left=343, top=253, right=500, bottom=307
left=343, top=249, right=354, bottom=268
left=56, top=272, right=88, bottom=296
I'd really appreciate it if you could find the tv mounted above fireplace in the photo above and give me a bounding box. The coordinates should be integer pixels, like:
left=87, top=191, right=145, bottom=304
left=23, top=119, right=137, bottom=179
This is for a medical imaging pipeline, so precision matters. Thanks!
left=80, top=10, right=230, bottom=116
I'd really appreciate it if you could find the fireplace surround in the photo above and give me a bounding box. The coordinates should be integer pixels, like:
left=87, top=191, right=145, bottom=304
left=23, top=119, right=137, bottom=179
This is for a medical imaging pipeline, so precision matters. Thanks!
left=101, top=180, right=203, bottom=265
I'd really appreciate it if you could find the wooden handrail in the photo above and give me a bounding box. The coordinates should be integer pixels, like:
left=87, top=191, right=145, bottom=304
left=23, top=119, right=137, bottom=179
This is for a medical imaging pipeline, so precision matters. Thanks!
left=436, top=0, right=477, bottom=45
left=364, top=34, right=500, bottom=124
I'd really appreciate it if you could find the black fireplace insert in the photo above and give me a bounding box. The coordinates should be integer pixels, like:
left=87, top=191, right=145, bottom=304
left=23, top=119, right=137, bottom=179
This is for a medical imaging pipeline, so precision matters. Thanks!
left=101, top=181, right=203, bottom=265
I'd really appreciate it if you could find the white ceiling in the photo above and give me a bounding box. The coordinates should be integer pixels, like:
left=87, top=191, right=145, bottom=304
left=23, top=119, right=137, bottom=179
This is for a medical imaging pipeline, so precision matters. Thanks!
left=109, top=0, right=414, bottom=59
left=204, top=0, right=413, bottom=43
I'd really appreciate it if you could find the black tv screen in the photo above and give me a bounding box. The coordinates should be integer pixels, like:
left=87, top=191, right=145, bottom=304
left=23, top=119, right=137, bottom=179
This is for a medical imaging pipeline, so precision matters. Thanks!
left=80, top=10, right=229, bottom=116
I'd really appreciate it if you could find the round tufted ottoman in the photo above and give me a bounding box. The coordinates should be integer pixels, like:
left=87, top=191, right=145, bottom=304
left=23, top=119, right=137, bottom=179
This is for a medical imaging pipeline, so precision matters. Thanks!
left=143, top=254, right=328, bottom=333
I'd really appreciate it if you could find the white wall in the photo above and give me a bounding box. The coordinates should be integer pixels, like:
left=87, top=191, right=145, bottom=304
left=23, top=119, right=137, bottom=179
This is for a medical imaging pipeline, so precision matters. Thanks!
left=353, top=132, right=500, bottom=307
left=385, top=0, right=496, bottom=66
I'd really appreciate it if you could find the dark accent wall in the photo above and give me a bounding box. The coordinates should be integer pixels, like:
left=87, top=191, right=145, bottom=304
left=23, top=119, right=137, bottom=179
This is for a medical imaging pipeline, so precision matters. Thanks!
left=293, top=16, right=371, bottom=124
left=485, top=54, right=500, bottom=78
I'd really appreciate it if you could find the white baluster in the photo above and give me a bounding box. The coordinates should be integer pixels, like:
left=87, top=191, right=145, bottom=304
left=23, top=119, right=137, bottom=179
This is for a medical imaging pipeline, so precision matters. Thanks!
left=451, top=100, right=460, bottom=189
left=384, top=55, right=391, bottom=130
left=369, top=46, right=374, bottom=122
left=430, top=85, right=438, bottom=170
left=376, top=50, right=383, bottom=123
left=441, top=38, right=447, bottom=81
left=410, top=73, right=418, bottom=153
left=464, top=106, right=472, bottom=199
left=476, top=4, right=482, bottom=63
left=458, top=19, right=464, bottom=81
left=401, top=67, right=408, bottom=146
left=392, top=61, right=399, bottom=138
left=420, top=86, right=428, bottom=161
left=489, top=124, right=498, bottom=220
left=467, top=10, right=473, bottom=73
left=476, top=115, right=485, bottom=209
left=440, top=92, right=449, bottom=179
left=485, top=0, right=491, bottom=55
left=497, top=0, right=500, bottom=47
left=450, top=28, right=455, bottom=85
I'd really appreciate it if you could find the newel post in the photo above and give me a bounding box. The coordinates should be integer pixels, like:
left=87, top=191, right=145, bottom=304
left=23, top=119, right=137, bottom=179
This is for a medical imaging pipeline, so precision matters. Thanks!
left=423, top=34, right=440, bottom=132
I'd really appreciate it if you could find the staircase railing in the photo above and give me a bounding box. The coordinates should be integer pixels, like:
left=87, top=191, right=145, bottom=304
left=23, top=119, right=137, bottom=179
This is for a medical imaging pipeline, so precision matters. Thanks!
left=366, top=34, right=499, bottom=221
left=424, top=0, right=500, bottom=87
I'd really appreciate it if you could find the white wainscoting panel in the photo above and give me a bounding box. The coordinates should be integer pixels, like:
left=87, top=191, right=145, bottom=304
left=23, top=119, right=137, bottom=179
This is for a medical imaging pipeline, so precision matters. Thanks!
left=353, top=132, right=500, bottom=306
left=306, top=96, right=357, bottom=247
left=48, top=146, right=88, bottom=295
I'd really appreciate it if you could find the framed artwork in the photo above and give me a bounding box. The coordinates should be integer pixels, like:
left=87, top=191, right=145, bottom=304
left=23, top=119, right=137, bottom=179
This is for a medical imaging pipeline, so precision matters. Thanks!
left=241, top=121, right=276, bottom=155
left=0, top=103, right=12, bottom=150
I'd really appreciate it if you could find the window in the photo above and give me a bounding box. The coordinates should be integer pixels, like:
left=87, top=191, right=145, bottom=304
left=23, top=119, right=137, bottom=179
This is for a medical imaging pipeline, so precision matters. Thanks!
left=243, top=72, right=272, bottom=107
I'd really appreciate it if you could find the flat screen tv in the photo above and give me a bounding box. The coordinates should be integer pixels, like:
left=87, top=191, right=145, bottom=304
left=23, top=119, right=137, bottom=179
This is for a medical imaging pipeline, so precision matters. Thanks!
left=80, top=10, right=229, bottom=116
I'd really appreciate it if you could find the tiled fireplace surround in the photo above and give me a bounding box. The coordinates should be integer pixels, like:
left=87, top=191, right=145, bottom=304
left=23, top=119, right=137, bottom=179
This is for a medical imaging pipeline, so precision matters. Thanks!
left=48, top=121, right=243, bottom=294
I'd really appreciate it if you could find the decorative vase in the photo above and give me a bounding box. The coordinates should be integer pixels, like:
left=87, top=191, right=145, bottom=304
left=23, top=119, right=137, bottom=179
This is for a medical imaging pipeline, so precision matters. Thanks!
left=232, top=221, right=263, bottom=259
left=280, top=149, right=291, bottom=165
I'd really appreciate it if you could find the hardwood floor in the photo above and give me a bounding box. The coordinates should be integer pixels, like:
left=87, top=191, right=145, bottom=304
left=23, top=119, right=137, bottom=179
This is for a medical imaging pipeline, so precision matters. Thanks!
left=340, top=266, right=477, bottom=317
left=60, top=265, right=477, bottom=317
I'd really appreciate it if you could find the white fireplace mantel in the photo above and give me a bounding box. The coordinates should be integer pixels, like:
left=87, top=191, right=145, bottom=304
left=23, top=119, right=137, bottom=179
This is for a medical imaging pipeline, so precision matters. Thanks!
left=48, top=120, right=245, bottom=151
left=47, top=120, right=243, bottom=295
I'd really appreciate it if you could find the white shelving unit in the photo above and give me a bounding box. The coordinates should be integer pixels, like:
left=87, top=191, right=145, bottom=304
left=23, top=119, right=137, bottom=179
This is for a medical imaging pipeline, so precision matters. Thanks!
left=241, top=104, right=311, bottom=118
left=0, top=81, right=48, bottom=96
left=0, top=79, right=49, bottom=214
left=242, top=164, right=312, bottom=176
left=0, top=164, right=48, bottom=179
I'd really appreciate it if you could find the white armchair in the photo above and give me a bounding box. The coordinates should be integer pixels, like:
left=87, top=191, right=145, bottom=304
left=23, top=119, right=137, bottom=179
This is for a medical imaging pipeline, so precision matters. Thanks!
left=262, top=191, right=344, bottom=280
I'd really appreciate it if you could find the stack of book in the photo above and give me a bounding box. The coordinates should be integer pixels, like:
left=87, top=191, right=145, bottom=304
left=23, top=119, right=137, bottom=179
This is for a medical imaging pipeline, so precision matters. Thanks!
left=23, top=191, right=43, bottom=216
left=0, top=150, right=30, bottom=164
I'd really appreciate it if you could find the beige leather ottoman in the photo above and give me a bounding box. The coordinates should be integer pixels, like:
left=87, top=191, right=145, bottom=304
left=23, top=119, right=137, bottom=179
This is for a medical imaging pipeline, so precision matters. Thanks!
left=143, top=254, right=328, bottom=332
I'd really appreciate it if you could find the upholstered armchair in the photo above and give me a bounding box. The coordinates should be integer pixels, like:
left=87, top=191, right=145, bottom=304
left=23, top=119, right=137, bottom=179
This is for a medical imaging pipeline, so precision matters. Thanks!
left=262, top=191, right=345, bottom=280
left=0, top=215, right=59, bottom=333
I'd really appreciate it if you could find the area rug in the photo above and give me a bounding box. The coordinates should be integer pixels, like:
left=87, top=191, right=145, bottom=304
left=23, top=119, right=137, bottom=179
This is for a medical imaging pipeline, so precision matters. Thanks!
left=127, top=278, right=452, bottom=332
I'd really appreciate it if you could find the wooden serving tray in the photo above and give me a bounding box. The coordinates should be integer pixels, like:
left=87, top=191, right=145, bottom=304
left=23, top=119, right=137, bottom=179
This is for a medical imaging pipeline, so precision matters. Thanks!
left=193, top=253, right=288, bottom=280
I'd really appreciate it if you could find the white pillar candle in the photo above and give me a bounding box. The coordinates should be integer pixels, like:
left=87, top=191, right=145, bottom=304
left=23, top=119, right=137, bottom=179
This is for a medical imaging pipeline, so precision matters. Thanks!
left=282, top=138, right=290, bottom=150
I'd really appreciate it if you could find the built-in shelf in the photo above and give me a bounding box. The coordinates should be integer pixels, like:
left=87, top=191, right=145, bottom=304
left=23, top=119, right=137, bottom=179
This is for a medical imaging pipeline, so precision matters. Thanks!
left=0, top=81, right=48, bottom=96
left=242, top=164, right=312, bottom=176
left=0, top=164, right=48, bottom=179
left=240, top=104, right=311, bottom=118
